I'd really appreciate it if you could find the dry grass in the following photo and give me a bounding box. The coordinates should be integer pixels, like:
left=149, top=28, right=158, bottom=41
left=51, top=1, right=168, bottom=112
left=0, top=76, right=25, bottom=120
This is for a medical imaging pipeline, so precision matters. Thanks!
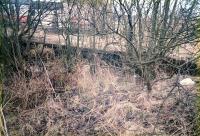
left=3, top=58, right=197, bottom=136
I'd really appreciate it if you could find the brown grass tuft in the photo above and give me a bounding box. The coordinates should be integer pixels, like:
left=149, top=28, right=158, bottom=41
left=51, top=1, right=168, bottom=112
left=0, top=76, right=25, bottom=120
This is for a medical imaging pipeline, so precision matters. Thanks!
left=4, top=58, right=197, bottom=135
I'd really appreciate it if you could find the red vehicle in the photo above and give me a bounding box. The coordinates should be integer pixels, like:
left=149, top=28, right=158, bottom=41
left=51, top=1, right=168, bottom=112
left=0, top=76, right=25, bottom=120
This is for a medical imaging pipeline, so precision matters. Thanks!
left=19, top=15, right=28, bottom=23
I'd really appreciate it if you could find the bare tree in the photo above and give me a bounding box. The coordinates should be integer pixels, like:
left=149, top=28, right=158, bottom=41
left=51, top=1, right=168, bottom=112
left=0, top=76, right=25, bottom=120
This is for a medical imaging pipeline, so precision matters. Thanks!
left=0, top=0, right=62, bottom=67
left=103, top=0, right=200, bottom=91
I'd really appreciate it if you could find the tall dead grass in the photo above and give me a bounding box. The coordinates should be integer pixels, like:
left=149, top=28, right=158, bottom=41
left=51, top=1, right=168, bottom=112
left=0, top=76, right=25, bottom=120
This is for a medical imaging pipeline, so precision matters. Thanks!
left=3, top=58, right=198, bottom=136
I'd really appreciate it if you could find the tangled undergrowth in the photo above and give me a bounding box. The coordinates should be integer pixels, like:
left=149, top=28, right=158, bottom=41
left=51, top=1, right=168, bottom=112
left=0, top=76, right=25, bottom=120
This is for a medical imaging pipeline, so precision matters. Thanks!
left=194, top=57, right=200, bottom=136
left=3, top=58, right=198, bottom=136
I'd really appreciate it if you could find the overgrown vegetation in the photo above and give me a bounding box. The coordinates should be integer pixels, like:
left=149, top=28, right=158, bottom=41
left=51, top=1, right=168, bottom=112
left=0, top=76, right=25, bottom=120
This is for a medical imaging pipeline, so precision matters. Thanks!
left=0, top=0, right=200, bottom=135
left=195, top=82, right=200, bottom=135
left=0, top=18, right=7, bottom=136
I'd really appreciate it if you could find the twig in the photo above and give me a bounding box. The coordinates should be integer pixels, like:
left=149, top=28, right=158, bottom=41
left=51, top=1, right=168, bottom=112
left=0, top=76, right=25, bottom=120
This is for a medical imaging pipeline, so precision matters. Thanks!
left=39, top=57, right=55, bottom=93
